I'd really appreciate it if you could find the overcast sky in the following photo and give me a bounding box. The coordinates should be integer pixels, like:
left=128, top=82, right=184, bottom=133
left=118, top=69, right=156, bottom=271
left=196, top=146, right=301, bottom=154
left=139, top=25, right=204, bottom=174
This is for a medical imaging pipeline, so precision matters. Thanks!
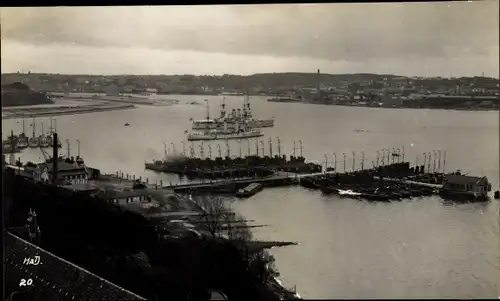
left=1, top=3, right=499, bottom=77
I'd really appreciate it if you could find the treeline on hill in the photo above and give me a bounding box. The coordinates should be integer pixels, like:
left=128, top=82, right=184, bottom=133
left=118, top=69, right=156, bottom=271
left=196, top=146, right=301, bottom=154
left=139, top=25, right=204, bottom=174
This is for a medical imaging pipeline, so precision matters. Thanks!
left=3, top=72, right=497, bottom=94
left=3, top=169, right=277, bottom=300
left=1, top=82, right=54, bottom=107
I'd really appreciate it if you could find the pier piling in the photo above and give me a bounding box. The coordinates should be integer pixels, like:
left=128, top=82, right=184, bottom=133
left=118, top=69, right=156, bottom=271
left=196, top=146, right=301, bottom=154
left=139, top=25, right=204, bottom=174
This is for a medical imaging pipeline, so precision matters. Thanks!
left=427, top=152, right=431, bottom=172
left=361, top=151, right=365, bottom=170
left=352, top=151, right=356, bottom=172
left=52, top=132, right=59, bottom=185
left=333, top=153, right=337, bottom=171
left=268, top=138, right=273, bottom=157
left=343, top=153, right=346, bottom=172
left=277, top=137, right=281, bottom=157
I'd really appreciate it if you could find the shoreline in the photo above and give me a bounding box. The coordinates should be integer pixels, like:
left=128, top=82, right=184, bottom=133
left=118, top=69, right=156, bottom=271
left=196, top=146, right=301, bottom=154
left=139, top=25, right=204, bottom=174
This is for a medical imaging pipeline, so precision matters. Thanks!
left=1, top=104, right=136, bottom=120
left=268, top=101, right=500, bottom=112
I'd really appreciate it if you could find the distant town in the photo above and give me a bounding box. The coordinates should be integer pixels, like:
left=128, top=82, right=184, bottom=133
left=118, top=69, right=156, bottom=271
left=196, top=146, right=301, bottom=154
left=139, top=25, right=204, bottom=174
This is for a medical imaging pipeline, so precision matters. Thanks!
left=1, top=71, right=499, bottom=110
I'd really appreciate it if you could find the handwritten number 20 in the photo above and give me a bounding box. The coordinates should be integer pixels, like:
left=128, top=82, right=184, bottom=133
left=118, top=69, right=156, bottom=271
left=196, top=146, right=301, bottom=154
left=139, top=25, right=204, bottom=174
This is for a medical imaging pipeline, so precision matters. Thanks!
left=19, top=279, right=33, bottom=286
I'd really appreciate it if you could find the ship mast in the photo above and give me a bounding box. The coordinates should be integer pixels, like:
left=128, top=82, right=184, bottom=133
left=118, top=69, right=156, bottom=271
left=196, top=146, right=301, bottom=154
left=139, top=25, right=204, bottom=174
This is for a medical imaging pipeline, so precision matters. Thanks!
left=32, top=118, right=36, bottom=138
left=66, top=139, right=71, bottom=158
left=242, top=94, right=248, bottom=119
left=268, top=138, right=273, bottom=157
left=246, top=93, right=252, bottom=119
left=204, top=99, right=210, bottom=132
left=220, top=97, right=226, bottom=119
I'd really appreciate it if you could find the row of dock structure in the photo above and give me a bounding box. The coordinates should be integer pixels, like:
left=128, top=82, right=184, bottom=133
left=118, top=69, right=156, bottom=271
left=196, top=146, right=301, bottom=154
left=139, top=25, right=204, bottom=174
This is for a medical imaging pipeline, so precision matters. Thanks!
left=145, top=153, right=322, bottom=179
left=71, top=161, right=492, bottom=203
left=105, top=162, right=439, bottom=198
left=320, top=148, right=447, bottom=175
left=160, top=137, right=305, bottom=159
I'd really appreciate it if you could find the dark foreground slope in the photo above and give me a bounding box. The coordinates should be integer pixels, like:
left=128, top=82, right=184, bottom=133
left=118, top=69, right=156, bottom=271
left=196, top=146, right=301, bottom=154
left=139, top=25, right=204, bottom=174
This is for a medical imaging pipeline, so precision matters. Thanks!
left=3, top=168, right=279, bottom=300
left=5, top=232, right=146, bottom=301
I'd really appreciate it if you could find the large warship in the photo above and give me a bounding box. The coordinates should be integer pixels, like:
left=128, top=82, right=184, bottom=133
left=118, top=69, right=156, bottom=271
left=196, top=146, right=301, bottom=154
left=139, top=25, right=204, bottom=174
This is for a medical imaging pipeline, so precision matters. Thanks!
left=191, top=95, right=274, bottom=130
left=187, top=124, right=264, bottom=141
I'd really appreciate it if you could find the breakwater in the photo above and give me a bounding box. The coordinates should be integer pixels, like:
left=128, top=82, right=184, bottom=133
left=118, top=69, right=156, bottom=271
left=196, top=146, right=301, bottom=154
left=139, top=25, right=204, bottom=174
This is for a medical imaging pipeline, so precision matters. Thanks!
left=2, top=103, right=135, bottom=119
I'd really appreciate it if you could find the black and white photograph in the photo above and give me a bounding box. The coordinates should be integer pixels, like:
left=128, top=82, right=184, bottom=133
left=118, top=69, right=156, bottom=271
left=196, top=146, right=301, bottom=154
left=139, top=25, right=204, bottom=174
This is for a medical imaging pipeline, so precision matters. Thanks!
left=2, top=2, right=499, bottom=300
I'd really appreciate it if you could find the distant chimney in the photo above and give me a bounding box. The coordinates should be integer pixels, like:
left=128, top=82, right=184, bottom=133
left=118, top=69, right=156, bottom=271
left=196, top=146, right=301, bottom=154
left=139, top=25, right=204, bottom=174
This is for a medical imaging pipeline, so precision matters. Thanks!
left=52, top=133, right=58, bottom=185
left=317, top=69, right=321, bottom=92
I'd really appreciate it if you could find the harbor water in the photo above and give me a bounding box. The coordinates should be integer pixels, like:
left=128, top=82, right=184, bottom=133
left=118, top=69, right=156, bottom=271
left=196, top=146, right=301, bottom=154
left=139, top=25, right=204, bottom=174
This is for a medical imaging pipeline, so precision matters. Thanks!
left=2, top=94, right=499, bottom=298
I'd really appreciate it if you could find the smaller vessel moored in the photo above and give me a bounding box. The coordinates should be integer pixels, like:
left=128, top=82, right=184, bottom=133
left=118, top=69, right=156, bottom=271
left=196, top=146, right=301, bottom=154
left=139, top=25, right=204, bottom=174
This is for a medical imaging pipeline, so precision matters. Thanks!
left=28, top=136, right=39, bottom=148
left=38, top=135, right=50, bottom=148
left=3, top=131, right=21, bottom=153
left=2, top=143, right=21, bottom=154
left=28, top=117, right=39, bottom=148
left=236, top=183, right=263, bottom=198
left=17, top=133, right=28, bottom=149
left=16, top=119, right=28, bottom=149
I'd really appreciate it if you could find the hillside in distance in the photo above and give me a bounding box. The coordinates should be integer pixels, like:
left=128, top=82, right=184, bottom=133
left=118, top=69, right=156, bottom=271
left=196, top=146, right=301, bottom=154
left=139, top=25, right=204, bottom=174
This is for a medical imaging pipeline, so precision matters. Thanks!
left=1, top=72, right=498, bottom=94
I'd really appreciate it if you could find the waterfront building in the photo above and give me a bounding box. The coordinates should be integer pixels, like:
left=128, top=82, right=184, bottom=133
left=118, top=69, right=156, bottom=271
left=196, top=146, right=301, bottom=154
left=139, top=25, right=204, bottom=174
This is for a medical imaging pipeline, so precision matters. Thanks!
left=441, top=174, right=491, bottom=200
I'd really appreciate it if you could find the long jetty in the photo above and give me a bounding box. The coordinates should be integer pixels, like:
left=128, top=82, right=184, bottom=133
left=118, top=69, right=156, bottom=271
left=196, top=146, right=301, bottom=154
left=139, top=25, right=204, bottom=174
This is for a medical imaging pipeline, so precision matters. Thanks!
left=162, top=171, right=322, bottom=193
left=93, top=146, right=454, bottom=197
left=102, top=165, right=441, bottom=195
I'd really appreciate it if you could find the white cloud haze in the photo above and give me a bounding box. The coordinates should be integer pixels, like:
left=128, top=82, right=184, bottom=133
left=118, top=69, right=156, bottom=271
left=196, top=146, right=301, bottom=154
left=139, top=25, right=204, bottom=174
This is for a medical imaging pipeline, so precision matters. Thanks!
left=1, top=3, right=499, bottom=77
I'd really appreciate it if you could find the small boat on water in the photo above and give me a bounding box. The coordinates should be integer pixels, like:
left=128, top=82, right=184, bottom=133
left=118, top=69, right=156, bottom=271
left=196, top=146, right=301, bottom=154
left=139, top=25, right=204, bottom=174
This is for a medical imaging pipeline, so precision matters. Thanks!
left=15, top=119, right=29, bottom=149
left=299, top=177, right=320, bottom=190
left=28, top=117, right=39, bottom=148
left=46, top=135, right=63, bottom=148
left=124, top=123, right=130, bottom=126
left=236, top=183, right=263, bottom=198
left=2, top=143, right=21, bottom=154
left=38, top=135, right=50, bottom=148
left=17, top=133, right=28, bottom=149
left=75, top=155, right=85, bottom=166
left=28, top=136, right=39, bottom=148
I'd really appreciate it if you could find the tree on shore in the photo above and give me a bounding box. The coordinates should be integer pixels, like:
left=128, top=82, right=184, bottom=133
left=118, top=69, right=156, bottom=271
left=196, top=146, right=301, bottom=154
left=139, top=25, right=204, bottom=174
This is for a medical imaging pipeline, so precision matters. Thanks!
left=190, top=194, right=281, bottom=285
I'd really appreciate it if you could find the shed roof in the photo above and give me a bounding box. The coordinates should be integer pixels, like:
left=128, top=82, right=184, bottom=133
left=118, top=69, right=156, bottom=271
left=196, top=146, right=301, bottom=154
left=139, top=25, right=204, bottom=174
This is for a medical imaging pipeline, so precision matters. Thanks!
left=444, top=174, right=487, bottom=185
left=39, top=162, right=87, bottom=172
left=5, top=232, right=146, bottom=301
